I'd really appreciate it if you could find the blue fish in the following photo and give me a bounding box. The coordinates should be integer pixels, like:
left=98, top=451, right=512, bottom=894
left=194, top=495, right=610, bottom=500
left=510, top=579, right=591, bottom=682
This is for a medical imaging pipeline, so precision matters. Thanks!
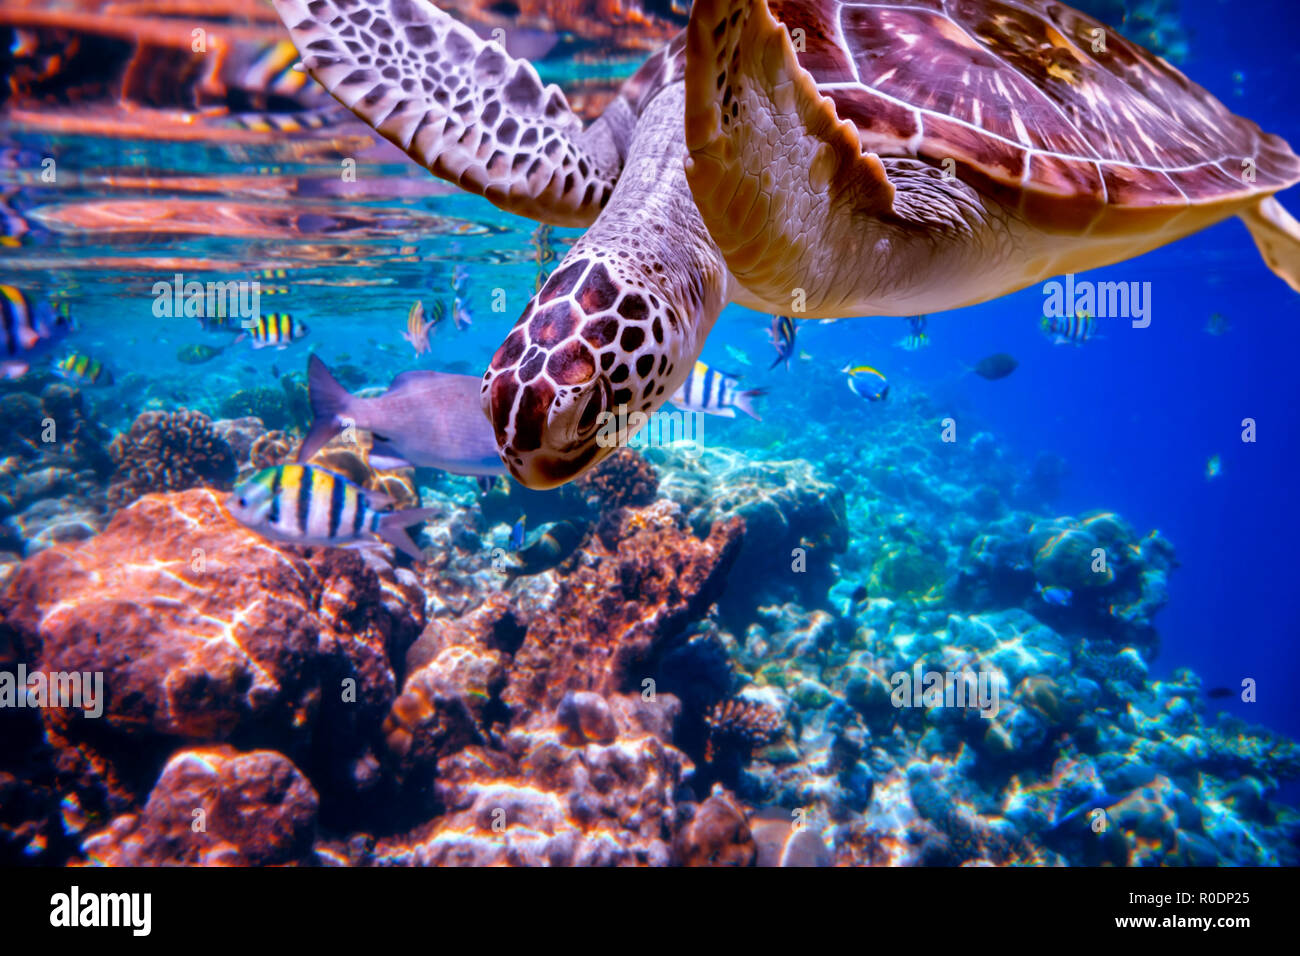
left=1036, top=582, right=1073, bottom=606
left=845, top=365, right=889, bottom=402
left=510, top=514, right=527, bottom=550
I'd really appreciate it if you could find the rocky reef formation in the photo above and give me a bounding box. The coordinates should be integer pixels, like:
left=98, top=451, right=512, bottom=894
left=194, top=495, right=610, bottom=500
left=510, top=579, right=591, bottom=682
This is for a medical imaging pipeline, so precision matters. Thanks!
left=0, top=384, right=113, bottom=571
left=0, top=489, right=424, bottom=856
left=0, top=388, right=1296, bottom=868
left=648, top=445, right=848, bottom=617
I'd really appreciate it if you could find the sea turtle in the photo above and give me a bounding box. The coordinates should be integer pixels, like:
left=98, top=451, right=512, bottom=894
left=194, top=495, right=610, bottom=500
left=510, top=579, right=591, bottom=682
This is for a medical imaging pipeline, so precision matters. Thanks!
left=273, top=0, right=1300, bottom=489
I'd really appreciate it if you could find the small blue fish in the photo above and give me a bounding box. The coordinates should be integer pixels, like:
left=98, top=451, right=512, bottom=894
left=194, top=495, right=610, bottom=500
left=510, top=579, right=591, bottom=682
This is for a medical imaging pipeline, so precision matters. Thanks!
left=510, top=514, right=527, bottom=550
left=724, top=344, right=752, bottom=367
left=1036, top=582, right=1073, bottom=607
left=769, top=314, right=796, bottom=370
left=1205, top=454, right=1222, bottom=480
left=1204, top=312, right=1231, bottom=337
left=845, top=365, right=889, bottom=402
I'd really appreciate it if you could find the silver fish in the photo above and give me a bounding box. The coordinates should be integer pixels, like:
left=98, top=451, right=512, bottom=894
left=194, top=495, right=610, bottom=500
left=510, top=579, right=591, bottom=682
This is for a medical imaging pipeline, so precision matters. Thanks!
left=299, top=354, right=507, bottom=479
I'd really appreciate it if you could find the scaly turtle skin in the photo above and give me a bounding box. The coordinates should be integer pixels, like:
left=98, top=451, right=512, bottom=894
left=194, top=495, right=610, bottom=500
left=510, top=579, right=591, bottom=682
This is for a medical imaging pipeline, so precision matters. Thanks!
left=274, top=0, right=1300, bottom=489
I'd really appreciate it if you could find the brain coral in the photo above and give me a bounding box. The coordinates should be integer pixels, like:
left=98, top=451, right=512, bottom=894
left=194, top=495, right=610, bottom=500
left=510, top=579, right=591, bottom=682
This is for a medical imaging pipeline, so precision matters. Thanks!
left=106, top=409, right=236, bottom=509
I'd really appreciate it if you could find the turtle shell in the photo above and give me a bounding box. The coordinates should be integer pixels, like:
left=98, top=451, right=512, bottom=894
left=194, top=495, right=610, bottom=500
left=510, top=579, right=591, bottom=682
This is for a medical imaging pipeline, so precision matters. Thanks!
left=768, top=0, right=1300, bottom=233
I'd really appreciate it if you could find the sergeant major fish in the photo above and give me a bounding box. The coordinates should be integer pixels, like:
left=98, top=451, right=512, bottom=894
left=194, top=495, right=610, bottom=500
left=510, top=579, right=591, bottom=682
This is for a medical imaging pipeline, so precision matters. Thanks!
left=896, top=316, right=930, bottom=351
left=1041, top=311, right=1098, bottom=345
left=237, top=312, right=309, bottom=349
left=54, top=353, right=114, bottom=386
left=225, top=463, right=438, bottom=560
left=299, top=355, right=507, bottom=486
left=669, top=361, right=764, bottom=420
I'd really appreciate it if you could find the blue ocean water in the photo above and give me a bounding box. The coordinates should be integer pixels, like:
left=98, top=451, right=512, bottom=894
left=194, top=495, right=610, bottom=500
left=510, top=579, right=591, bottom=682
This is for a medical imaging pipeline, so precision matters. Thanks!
left=1, top=0, right=1299, bottom=864
left=694, top=0, right=1300, bottom=760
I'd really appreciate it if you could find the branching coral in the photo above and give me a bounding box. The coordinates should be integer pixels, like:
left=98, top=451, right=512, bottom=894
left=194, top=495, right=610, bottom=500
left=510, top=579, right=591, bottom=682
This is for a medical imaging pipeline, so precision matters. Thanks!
left=106, top=409, right=236, bottom=509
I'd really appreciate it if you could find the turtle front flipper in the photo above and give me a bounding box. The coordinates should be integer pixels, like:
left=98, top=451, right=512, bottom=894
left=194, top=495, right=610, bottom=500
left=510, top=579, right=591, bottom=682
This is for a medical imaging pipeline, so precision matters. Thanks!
left=685, top=0, right=898, bottom=316
left=274, top=0, right=622, bottom=227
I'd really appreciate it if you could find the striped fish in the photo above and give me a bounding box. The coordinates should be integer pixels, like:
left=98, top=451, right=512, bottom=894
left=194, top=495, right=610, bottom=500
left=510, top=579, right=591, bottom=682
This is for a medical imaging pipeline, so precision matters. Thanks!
left=669, top=361, right=764, bottom=421
left=768, top=314, right=796, bottom=370
left=1041, top=311, right=1098, bottom=345
left=224, top=464, right=438, bottom=560
left=241, top=40, right=313, bottom=101
left=1, top=285, right=72, bottom=378
left=54, top=353, right=114, bottom=387
left=238, top=312, right=309, bottom=349
left=402, top=300, right=438, bottom=356
left=255, top=267, right=290, bottom=296
left=231, top=111, right=331, bottom=134
left=896, top=315, right=930, bottom=351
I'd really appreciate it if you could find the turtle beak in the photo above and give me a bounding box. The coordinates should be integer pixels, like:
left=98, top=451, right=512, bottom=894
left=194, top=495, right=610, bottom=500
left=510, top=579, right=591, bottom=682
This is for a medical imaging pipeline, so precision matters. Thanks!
left=506, top=447, right=606, bottom=490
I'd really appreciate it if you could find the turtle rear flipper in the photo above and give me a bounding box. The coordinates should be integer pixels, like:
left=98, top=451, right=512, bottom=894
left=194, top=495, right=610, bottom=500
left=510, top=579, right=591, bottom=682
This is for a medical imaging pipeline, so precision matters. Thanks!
left=1241, top=197, right=1300, bottom=294
left=274, top=0, right=623, bottom=227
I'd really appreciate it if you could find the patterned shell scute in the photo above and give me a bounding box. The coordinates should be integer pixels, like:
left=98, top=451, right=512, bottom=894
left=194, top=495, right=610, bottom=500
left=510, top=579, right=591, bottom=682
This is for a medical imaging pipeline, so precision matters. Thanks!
left=770, top=0, right=1300, bottom=232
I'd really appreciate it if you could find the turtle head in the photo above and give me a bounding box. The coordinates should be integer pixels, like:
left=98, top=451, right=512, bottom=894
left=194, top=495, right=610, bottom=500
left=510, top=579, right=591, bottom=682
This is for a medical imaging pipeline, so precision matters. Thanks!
left=482, top=256, right=685, bottom=489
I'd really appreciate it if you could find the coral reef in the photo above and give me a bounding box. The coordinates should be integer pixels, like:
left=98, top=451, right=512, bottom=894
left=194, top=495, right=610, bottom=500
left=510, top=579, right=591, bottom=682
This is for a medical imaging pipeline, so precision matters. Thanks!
left=0, top=352, right=1296, bottom=869
left=106, top=409, right=237, bottom=509
left=82, top=747, right=319, bottom=866
left=0, top=384, right=113, bottom=559
left=648, top=446, right=848, bottom=616
left=249, top=429, right=295, bottom=470
left=571, top=447, right=659, bottom=511
left=0, top=489, right=424, bottom=850
left=705, top=697, right=786, bottom=763
left=212, top=416, right=268, bottom=467
left=219, top=387, right=291, bottom=431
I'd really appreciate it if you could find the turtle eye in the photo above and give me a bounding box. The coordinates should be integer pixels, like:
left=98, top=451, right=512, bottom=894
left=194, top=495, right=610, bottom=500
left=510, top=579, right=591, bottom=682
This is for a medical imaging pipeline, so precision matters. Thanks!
left=577, top=387, right=604, bottom=435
